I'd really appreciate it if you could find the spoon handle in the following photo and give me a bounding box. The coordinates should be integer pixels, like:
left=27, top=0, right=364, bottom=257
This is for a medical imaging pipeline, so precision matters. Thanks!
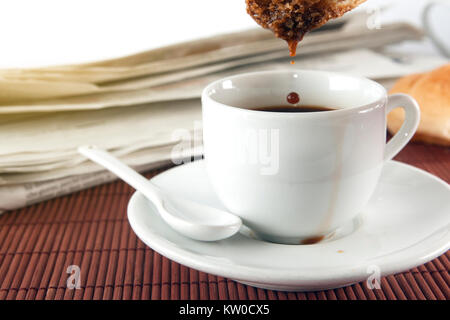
left=78, top=145, right=162, bottom=206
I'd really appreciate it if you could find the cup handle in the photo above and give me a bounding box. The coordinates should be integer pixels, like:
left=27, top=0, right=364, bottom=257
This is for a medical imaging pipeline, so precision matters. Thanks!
left=384, top=94, right=420, bottom=161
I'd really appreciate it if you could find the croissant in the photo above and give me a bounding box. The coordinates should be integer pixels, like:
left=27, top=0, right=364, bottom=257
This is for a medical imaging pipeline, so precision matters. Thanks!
left=388, top=64, right=450, bottom=146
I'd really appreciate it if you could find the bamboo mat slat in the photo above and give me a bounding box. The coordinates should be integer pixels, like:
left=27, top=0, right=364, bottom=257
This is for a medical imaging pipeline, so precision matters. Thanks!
left=0, top=142, right=448, bottom=300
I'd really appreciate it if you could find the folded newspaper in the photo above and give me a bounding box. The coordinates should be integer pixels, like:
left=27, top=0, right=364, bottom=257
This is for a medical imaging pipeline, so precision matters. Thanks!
left=0, top=13, right=447, bottom=212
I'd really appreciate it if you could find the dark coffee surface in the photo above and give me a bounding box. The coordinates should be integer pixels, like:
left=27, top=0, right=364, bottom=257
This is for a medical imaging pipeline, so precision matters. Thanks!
left=252, top=105, right=336, bottom=113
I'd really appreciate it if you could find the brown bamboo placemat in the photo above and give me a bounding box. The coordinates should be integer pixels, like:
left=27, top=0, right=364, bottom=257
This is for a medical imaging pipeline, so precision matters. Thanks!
left=0, top=142, right=448, bottom=300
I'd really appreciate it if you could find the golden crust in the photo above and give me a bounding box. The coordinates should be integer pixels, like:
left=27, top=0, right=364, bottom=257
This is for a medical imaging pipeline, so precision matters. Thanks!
left=388, top=64, right=450, bottom=146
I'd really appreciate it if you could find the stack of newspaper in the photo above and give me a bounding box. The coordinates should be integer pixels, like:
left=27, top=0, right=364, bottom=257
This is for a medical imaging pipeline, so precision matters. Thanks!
left=0, top=12, right=445, bottom=211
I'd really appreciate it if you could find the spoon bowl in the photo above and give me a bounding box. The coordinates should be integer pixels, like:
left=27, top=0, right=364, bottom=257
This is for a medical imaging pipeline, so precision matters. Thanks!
left=78, top=145, right=242, bottom=241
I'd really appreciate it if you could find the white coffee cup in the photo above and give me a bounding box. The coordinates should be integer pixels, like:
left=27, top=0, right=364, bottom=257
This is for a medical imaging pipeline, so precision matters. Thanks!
left=202, top=70, right=420, bottom=244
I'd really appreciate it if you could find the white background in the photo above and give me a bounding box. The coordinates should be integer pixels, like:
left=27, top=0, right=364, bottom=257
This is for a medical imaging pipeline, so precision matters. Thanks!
left=0, top=0, right=447, bottom=68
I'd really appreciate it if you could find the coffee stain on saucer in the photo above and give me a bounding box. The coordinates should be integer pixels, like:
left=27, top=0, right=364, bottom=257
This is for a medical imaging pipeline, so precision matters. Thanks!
left=300, top=235, right=325, bottom=245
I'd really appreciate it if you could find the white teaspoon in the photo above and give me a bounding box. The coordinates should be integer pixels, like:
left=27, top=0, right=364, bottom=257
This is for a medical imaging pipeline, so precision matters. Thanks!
left=78, top=145, right=242, bottom=241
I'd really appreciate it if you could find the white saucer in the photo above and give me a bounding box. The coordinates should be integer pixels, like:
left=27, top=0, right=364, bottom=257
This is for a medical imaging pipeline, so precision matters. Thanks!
left=127, top=160, right=450, bottom=291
